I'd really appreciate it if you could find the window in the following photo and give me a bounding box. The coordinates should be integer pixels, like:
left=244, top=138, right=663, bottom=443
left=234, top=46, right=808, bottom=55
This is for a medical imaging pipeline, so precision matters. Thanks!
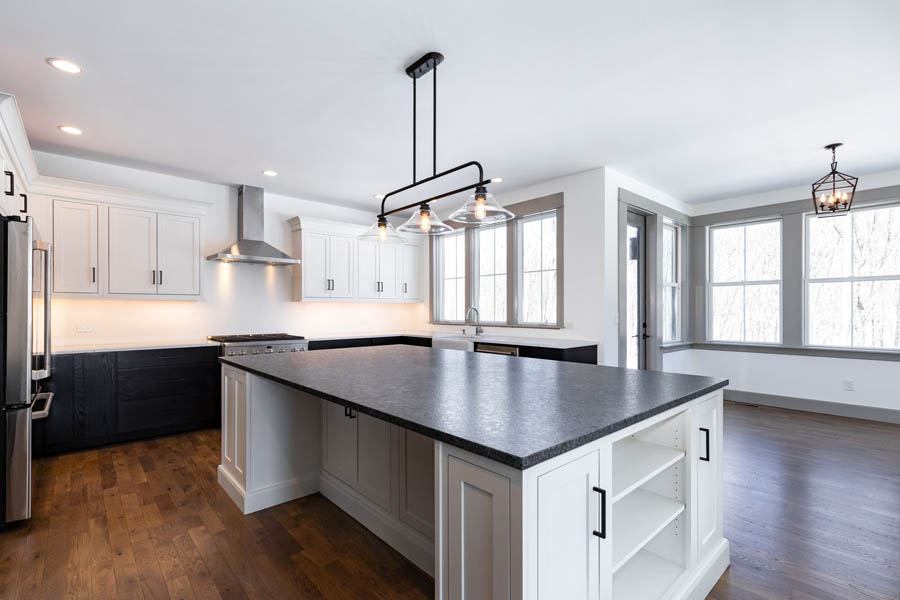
left=806, top=204, right=900, bottom=349
left=518, top=211, right=558, bottom=325
left=708, top=220, right=782, bottom=343
left=662, top=223, right=681, bottom=343
left=437, top=231, right=466, bottom=322
left=432, top=194, right=563, bottom=327
left=475, top=225, right=507, bottom=323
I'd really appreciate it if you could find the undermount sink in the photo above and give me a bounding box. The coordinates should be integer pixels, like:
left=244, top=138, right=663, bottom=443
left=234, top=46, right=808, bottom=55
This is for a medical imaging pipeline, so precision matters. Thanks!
left=431, top=336, right=475, bottom=352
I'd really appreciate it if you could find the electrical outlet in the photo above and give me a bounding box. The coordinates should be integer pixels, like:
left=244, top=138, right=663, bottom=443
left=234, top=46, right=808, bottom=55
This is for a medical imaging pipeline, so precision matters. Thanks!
left=75, top=325, right=93, bottom=333
left=842, top=378, right=855, bottom=392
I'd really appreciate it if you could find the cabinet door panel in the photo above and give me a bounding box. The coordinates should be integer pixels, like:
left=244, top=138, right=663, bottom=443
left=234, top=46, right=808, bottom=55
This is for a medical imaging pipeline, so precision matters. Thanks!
left=109, top=207, right=157, bottom=294
left=356, top=413, right=391, bottom=511
left=53, top=200, right=99, bottom=293
left=399, top=429, right=434, bottom=538
left=328, top=235, right=354, bottom=298
left=401, top=244, right=422, bottom=300
left=357, top=240, right=379, bottom=299
left=157, top=213, right=200, bottom=295
left=378, top=244, right=400, bottom=299
left=323, top=401, right=358, bottom=485
left=536, top=450, right=600, bottom=600
left=695, top=395, right=723, bottom=559
left=302, top=232, right=329, bottom=298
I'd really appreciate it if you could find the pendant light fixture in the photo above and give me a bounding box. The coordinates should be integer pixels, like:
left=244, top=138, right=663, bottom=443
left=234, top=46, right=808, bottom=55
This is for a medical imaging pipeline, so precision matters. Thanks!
left=361, top=51, right=508, bottom=242
left=812, top=143, right=858, bottom=217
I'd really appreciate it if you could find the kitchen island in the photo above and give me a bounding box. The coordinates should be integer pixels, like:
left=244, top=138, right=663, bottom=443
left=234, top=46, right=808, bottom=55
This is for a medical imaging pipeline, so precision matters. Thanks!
left=218, top=345, right=729, bottom=600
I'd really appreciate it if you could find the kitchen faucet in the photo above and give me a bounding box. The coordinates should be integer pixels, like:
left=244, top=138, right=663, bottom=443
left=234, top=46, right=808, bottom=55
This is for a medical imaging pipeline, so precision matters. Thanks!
left=465, top=306, right=484, bottom=336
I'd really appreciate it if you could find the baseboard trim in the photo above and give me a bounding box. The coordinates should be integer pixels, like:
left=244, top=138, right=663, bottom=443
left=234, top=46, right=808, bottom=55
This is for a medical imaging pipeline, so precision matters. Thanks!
left=725, top=390, right=900, bottom=425
left=680, top=538, right=730, bottom=600
left=320, top=472, right=435, bottom=577
left=218, top=465, right=320, bottom=514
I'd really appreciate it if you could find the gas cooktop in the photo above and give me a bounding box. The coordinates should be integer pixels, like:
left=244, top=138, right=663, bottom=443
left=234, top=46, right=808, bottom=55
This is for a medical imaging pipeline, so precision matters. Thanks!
left=207, top=333, right=306, bottom=343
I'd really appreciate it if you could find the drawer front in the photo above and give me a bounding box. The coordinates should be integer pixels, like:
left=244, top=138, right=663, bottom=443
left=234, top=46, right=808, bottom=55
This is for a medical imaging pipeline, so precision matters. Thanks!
left=117, top=346, right=219, bottom=370
left=116, top=364, right=218, bottom=433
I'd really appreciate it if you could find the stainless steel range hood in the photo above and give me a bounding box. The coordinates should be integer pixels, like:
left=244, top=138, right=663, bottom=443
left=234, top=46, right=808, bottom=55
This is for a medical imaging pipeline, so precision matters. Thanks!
left=207, top=185, right=300, bottom=265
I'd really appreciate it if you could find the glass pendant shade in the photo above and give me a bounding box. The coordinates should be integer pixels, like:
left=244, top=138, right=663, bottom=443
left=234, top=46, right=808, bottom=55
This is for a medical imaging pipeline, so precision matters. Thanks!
left=397, top=204, right=455, bottom=235
left=448, top=186, right=514, bottom=225
left=358, top=218, right=406, bottom=244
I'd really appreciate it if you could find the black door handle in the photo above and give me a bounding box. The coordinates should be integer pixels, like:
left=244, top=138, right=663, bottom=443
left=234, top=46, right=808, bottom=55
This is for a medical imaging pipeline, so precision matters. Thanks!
left=3, top=171, right=13, bottom=196
left=343, top=406, right=356, bottom=419
left=700, top=427, right=710, bottom=462
left=592, top=486, right=606, bottom=539
left=19, top=193, right=27, bottom=213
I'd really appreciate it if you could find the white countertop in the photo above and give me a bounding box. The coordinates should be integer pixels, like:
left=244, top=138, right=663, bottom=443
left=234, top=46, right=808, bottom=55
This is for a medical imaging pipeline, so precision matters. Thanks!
left=51, top=331, right=597, bottom=354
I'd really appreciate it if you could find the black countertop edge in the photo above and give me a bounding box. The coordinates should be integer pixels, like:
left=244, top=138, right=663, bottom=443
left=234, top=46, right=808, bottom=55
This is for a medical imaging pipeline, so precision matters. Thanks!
left=219, top=353, right=728, bottom=470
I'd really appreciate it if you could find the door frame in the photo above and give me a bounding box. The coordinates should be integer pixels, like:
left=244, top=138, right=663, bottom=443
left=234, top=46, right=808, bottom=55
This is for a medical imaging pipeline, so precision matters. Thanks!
left=618, top=201, right=662, bottom=370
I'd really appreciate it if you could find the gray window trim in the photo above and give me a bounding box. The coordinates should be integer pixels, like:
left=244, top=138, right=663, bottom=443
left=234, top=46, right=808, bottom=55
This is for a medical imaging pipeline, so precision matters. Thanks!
left=430, top=193, right=564, bottom=328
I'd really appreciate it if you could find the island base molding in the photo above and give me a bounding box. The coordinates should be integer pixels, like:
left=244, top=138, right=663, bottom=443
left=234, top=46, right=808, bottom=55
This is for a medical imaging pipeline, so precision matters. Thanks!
left=220, top=365, right=729, bottom=600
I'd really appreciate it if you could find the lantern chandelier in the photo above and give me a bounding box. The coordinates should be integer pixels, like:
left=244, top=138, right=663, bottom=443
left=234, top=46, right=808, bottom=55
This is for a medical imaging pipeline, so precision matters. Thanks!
left=360, top=52, right=513, bottom=245
left=812, top=143, right=858, bottom=217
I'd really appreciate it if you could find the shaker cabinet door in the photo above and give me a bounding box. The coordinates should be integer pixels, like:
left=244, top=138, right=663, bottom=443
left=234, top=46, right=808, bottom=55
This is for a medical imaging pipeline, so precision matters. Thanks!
left=401, top=244, right=422, bottom=300
left=52, top=199, right=99, bottom=293
left=157, top=212, right=200, bottom=295
left=323, top=401, right=358, bottom=486
left=694, top=395, right=723, bottom=560
left=355, top=413, right=391, bottom=511
left=357, top=240, right=379, bottom=299
left=302, top=232, right=330, bottom=298
left=108, top=207, right=157, bottom=294
left=377, top=244, right=400, bottom=299
left=328, top=235, right=354, bottom=298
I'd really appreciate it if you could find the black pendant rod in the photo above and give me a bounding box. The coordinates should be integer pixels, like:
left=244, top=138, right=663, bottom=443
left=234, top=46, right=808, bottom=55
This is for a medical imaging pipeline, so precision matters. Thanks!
left=433, top=65, right=437, bottom=177
left=379, top=160, right=486, bottom=217
left=412, top=78, right=416, bottom=184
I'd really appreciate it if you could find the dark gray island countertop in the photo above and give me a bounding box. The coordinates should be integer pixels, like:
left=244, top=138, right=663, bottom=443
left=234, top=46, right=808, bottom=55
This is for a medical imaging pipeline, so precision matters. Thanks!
left=220, top=346, right=727, bottom=469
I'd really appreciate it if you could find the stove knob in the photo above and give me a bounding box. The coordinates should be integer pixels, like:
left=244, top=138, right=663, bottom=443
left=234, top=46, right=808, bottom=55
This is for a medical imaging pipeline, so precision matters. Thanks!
left=239, top=350, right=246, bottom=355
left=290, top=347, right=297, bottom=352
left=228, top=351, right=235, bottom=356
left=278, top=347, right=286, bottom=353
left=253, top=349, right=261, bottom=354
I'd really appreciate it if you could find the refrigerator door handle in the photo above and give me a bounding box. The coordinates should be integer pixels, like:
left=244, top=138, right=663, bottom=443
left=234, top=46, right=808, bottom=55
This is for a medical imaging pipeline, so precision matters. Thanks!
left=32, top=240, right=52, bottom=380
left=31, top=392, right=54, bottom=420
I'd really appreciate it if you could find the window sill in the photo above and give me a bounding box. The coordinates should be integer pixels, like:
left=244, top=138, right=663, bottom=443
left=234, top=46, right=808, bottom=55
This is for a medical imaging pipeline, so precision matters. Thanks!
left=690, top=342, right=900, bottom=362
left=430, top=321, right=562, bottom=330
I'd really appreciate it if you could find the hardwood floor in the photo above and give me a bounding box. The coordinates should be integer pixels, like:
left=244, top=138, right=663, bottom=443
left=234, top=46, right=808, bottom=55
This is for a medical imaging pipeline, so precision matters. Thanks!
left=710, top=402, right=900, bottom=600
left=1, top=402, right=897, bottom=599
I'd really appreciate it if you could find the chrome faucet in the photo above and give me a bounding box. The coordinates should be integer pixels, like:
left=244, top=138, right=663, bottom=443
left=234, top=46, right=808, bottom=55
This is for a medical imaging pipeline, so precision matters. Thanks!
left=465, top=306, right=484, bottom=336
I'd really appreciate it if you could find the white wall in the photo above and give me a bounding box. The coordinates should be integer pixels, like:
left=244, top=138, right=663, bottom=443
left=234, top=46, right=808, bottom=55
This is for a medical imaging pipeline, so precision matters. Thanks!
left=663, top=349, right=897, bottom=412
left=32, top=151, right=427, bottom=347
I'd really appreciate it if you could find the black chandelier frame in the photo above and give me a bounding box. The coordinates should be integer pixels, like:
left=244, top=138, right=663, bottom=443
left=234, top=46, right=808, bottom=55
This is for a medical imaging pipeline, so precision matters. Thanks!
left=374, top=52, right=494, bottom=225
left=811, top=143, right=858, bottom=217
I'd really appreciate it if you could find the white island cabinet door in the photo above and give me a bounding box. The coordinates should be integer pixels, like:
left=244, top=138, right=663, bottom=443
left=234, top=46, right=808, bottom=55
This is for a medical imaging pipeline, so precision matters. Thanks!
left=157, top=212, right=200, bottom=295
left=52, top=199, right=99, bottom=293
left=356, top=413, right=391, bottom=511
left=328, top=234, right=354, bottom=298
left=323, top=401, right=358, bottom=486
left=108, top=206, right=157, bottom=294
left=302, top=232, right=330, bottom=298
left=357, top=240, right=379, bottom=299
left=378, top=244, right=400, bottom=299
left=536, top=450, right=601, bottom=600
left=401, top=243, right=422, bottom=300
left=694, top=394, right=723, bottom=561
left=447, top=456, right=511, bottom=600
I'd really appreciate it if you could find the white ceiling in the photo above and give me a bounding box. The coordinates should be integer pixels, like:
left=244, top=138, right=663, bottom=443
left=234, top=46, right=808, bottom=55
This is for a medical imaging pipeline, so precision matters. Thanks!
left=1, top=0, right=899, bottom=211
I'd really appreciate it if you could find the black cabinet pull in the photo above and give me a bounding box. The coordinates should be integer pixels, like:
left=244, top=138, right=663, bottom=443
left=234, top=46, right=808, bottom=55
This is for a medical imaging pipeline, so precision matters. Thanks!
left=152, top=270, right=156, bottom=285
left=592, top=486, right=606, bottom=539
left=343, top=406, right=356, bottom=419
left=700, top=427, right=710, bottom=462
left=159, top=270, right=163, bottom=285
left=3, top=171, right=12, bottom=196
left=91, top=267, right=96, bottom=283
left=19, top=193, right=27, bottom=213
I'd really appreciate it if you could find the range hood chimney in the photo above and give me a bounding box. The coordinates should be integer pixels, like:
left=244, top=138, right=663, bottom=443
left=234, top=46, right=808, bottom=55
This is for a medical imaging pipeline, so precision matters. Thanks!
left=207, top=185, right=300, bottom=265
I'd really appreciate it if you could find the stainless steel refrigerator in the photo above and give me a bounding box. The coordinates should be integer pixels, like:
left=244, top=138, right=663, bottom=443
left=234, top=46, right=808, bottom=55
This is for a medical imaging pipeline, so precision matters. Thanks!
left=1, top=215, right=52, bottom=525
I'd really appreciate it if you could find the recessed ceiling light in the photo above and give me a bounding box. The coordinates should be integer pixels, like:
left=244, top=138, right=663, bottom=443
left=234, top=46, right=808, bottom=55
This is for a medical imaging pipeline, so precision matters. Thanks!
left=58, top=125, right=83, bottom=135
left=47, top=58, right=83, bottom=74
left=262, top=169, right=278, bottom=177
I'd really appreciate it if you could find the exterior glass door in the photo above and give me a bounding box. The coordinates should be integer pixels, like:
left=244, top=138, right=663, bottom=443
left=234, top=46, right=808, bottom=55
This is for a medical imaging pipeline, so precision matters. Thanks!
left=626, top=211, right=648, bottom=369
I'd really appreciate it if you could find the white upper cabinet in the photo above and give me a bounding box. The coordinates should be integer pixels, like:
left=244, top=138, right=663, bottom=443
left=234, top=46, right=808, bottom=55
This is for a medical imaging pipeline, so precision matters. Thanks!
left=52, top=200, right=99, bottom=294
left=357, top=239, right=380, bottom=299
left=157, top=212, right=201, bottom=295
left=301, top=232, right=354, bottom=299
left=401, top=243, right=423, bottom=301
left=108, top=207, right=158, bottom=294
left=328, top=234, right=353, bottom=298
left=358, top=241, right=401, bottom=300
left=377, top=244, right=400, bottom=299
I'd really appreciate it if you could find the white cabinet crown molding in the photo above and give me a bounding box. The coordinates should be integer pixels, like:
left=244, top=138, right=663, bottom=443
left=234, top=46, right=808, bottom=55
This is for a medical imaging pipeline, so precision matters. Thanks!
left=0, top=94, right=40, bottom=187
left=288, top=215, right=369, bottom=236
left=30, top=175, right=212, bottom=216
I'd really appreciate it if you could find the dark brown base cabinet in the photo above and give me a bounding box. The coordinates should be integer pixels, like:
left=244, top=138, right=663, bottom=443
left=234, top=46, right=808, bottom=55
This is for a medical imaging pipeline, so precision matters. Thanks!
left=34, top=346, right=220, bottom=456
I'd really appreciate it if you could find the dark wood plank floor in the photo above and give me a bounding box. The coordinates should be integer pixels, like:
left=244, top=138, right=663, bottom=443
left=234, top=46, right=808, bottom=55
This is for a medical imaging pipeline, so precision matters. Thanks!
left=1, top=402, right=898, bottom=599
